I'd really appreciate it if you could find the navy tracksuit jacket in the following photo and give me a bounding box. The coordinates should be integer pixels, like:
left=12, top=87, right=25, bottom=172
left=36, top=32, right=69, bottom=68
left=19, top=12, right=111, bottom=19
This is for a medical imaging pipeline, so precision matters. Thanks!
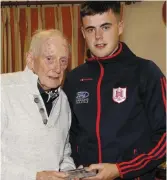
left=63, top=42, right=166, bottom=180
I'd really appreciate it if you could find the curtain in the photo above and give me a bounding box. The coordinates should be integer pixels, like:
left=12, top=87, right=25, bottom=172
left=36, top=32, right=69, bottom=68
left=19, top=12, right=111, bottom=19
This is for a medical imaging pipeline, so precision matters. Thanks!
left=1, top=4, right=86, bottom=73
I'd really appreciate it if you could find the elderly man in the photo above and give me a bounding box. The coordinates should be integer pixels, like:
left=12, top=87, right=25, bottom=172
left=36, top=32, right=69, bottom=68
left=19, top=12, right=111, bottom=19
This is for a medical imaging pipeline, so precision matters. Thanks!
left=1, top=29, right=75, bottom=180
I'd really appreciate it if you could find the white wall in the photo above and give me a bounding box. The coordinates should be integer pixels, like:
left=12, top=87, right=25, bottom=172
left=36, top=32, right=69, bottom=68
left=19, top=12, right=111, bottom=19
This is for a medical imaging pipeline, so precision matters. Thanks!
left=122, top=1, right=166, bottom=74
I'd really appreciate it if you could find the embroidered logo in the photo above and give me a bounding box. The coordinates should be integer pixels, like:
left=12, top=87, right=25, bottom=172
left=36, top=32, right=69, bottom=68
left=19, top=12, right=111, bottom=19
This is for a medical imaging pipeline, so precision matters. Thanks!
left=112, top=87, right=127, bottom=103
left=76, top=91, right=89, bottom=104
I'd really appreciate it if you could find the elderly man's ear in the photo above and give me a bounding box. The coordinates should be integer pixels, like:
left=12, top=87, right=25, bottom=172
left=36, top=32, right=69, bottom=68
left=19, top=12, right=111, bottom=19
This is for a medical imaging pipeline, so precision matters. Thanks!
left=26, top=52, right=34, bottom=70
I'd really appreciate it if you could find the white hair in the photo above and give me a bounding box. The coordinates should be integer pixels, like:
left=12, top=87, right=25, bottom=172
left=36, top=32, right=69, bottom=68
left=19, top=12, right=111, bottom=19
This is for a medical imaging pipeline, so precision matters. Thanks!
left=28, top=29, right=69, bottom=57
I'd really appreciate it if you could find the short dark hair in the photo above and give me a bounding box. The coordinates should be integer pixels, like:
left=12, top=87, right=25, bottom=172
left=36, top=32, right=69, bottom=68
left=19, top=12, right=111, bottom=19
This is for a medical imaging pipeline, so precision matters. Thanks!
left=80, top=1, right=121, bottom=18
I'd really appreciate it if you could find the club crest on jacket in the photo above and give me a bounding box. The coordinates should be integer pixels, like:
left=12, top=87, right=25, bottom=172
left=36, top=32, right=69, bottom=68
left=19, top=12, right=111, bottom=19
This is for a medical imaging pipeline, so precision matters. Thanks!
left=112, top=87, right=127, bottom=103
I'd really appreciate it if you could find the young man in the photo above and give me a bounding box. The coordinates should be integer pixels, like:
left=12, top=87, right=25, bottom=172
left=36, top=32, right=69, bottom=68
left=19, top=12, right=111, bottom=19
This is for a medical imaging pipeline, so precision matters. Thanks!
left=63, top=2, right=166, bottom=180
left=1, top=29, right=75, bottom=180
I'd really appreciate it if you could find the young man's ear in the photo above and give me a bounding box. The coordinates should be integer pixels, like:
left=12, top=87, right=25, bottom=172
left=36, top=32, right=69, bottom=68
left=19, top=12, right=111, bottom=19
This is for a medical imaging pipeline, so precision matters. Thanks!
left=26, top=51, right=34, bottom=70
left=118, top=20, right=124, bottom=36
left=81, top=26, right=86, bottom=39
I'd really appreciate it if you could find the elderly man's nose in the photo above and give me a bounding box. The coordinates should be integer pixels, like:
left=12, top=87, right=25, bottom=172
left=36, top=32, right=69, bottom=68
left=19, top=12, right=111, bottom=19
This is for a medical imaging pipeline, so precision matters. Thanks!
left=54, top=61, right=61, bottom=74
left=56, top=67, right=61, bottom=74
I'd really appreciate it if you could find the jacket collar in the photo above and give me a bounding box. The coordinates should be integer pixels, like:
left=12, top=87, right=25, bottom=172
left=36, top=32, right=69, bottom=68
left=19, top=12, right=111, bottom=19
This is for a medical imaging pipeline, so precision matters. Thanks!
left=23, top=67, right=61, bottom=96
left=23, top=67, right=39, bottom=94
left=86, top=42, right=136, bottom=64
left=23, top=67, right=62, bottom=127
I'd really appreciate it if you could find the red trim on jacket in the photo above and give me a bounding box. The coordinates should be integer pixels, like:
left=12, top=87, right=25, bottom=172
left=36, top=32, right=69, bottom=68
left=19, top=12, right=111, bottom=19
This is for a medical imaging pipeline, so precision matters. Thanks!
left=160, top=77, right=166, bottom=109
left=87, top=42, right=123, bottom=61
left=116, top=133, right=166, bottom=177
left=96, top=62, right=104, bottom=163
left=116, top=163, right=123, bottom=179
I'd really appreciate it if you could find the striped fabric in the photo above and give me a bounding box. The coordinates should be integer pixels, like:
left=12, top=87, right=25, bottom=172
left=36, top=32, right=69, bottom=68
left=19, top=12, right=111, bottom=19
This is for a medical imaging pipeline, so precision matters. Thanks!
left=118, top=133, right=166, bottom=177
left=160, top=77, right=166, bottom=109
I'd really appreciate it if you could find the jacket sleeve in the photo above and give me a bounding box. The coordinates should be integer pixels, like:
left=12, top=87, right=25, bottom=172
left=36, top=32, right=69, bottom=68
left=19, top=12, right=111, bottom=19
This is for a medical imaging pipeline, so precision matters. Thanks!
left=59, top=102, right=76, bottom=171
left=59, top=134, right=76, bottom=171
left=116, top=61, right=166, bottom=179
left=1, top=86, right=38, bottom=180
left=63, top=76, right=80, bottom=167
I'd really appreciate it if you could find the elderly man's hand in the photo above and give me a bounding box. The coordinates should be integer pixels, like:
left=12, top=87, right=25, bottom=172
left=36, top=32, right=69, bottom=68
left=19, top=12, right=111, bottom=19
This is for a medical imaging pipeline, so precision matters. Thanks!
left=83, top=163, right=120, bottom=180
left=36, top=171, right=69, bottom=180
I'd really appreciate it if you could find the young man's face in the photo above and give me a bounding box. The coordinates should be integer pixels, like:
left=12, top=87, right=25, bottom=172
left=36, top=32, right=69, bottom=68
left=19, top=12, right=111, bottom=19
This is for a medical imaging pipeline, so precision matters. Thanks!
left=81, top=9, right=123, bottom=58
left=29, top=36, right=69, bottom=91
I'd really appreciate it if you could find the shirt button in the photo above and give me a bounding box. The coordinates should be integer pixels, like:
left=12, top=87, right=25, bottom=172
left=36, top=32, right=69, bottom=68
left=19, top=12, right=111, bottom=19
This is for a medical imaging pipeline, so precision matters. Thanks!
left=43, top=119, right=48, bottom=125
left=34, top=97, right=39, bottom=103
left=39, top=108, right=44, bottom=113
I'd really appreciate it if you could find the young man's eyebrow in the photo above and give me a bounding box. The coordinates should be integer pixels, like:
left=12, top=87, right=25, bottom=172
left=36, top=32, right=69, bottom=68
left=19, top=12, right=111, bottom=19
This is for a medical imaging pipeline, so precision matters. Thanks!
left=100, top=23, right=112, bottom=27
left=85, top=23, right=112, bottom=30
left=85, top=26, right=95, bottom=30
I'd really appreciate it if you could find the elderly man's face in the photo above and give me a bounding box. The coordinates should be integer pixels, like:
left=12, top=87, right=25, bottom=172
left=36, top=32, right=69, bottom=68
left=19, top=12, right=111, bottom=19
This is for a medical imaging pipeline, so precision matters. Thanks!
left=32, top=36, right=69, bottom=90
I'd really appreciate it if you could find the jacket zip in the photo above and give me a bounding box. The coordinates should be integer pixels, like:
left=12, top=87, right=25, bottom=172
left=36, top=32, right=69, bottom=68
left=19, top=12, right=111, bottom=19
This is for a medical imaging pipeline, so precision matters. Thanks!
left=96, top=61, right=104, bottom=163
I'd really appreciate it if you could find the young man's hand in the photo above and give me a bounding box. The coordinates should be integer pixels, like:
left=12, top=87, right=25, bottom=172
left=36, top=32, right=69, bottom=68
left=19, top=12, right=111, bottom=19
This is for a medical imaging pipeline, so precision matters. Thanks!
left=83, top=163, right=120, bottom=180
left=36, top=171, right=69, bottom=180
